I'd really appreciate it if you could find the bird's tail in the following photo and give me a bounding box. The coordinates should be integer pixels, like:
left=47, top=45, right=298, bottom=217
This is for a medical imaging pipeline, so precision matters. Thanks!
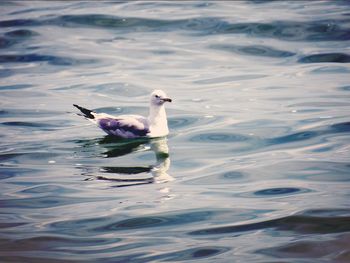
left=73, top=104, right=95, bottom=119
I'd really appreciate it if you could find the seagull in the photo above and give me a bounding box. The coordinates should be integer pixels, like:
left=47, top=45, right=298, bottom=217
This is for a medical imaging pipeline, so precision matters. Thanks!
left=73, top=90, right=172, bottom=139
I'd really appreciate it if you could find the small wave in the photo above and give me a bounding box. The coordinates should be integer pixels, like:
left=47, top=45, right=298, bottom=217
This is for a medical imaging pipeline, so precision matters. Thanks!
left=299, top=53, right=350, bottom=63
left=0, top=222, right=27, bottom=229
left=0, top=195, right=108, bottom=209
left=0, top=18, right=38, bottom=27
left=331, top=122, right=350, bottom=132
left=0, top=53, right=98, bottom=66
left=49, top=14, right=186, bottom=31
left=210, top=19, right=350, bottom=42
left=85, top=82, right=148, bottom=97
left=142, top=246, right=230, bottom=261
left=193, top=74, right=267, bottom=85
left=1, top=15, right=349, bottom=42
left=94, top=210, right=215, bottom=232
left=1, top=121, right=54, bottom=128
left=265, top=122, right=350, bottom=146
left=0, top=108, right=63, bottom=118
left=267, top=130, right=319, bottom=145
left=1, top=120, right=71, bottom=131
left=0, top=84, right=32, bottom=90
left=5, top=29, right=39, bottom=38
left=0, top=37, right=16, bottom=49
left=20, top=184, right=76, bottom=194
left=0, top=167, right=37, bottom=180
left=185, top=171, right=245, bottom=185
left=0, top=30, right=38, bottom=49
left=211, top=44, right=296, bottom=58
left=253, top=187, right=310, bottom=196
left=168, top=116, right=198, bottom=129
left=189, top=209, right=350, bottom=235
left=190, top=132, right=251, bottom=143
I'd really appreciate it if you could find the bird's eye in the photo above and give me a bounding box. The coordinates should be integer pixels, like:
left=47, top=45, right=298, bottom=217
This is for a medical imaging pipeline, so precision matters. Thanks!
left=155, top=95, right=160, bottom=98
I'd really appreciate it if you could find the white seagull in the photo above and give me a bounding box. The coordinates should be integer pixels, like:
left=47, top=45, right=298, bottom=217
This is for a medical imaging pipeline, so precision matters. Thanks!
left=73, top=90, right=172, bottom=138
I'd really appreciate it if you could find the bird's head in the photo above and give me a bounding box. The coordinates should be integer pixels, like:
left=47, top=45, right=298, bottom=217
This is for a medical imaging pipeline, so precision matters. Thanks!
left=150, top=90, right=172, bottom=106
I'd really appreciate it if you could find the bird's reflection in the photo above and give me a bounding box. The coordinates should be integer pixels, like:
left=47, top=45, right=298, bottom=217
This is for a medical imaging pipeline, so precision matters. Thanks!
left=77, top=136, right=173, bottom=187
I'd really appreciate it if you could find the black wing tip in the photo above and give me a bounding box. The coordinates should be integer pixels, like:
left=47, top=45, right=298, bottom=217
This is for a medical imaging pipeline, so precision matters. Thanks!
left=73, top=104, right=95, bottom=119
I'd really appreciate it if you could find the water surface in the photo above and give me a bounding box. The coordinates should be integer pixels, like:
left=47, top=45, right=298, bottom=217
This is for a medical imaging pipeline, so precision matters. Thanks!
left=1, top=1, right=350, bottom=262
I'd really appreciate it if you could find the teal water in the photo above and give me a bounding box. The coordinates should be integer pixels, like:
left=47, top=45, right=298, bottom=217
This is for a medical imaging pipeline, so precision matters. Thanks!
left=1, top=1, right=350, bottom=262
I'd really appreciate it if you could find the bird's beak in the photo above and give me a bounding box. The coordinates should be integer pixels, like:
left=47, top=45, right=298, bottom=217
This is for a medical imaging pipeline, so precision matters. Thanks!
left=162, top=98, right=172, bottom=103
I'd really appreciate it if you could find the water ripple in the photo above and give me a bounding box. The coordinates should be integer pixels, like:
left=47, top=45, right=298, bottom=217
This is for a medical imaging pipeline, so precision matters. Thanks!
left=258, top=233, right=350, bottom=261
left=211, top=44, right=296, bottom=58
left=0, top=196, right=108, bottom=209
left=0, top=53, right=98, bottom=66
left=0, top=108, right=63, bottom=118
left=142, top=246, right=231, bottom=262
left=299, top=53, right=350, bottom=63
left=190, top=132, right=251, bottom=143
left=1, top=15, right=349, bottom=42
left=189, top=209, right=350, bottom=236
left=252, top=187, right=311, bottom=197
left=186, top=171, right=245, bottom=185
left=0, top=167, right=37, bottom=180
left=265, top=122, right=350, bottom=146
left=95, top=210, right=215, bottom=232
left=5, top=29, right=39, bottom=38
left=1, top=1, right=349, bottom=262
left=168, top=116, right=198, bottom=129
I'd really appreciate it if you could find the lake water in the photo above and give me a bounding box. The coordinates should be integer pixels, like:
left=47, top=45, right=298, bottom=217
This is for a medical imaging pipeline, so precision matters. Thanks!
left=1, top=1, right=350, bottom=262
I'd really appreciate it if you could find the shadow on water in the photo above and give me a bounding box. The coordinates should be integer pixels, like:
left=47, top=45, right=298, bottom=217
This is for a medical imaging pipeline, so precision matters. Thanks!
left=76, top=136, right=173, bottom=187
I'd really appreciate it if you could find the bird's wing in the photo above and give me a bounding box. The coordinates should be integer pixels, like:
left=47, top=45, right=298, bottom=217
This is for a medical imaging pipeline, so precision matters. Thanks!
left=96, top=115, right=149, bottom=138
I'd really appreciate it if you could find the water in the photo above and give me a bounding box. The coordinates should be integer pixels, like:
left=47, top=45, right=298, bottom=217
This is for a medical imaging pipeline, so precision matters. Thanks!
left=1, top=1, right=350, bottom=262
